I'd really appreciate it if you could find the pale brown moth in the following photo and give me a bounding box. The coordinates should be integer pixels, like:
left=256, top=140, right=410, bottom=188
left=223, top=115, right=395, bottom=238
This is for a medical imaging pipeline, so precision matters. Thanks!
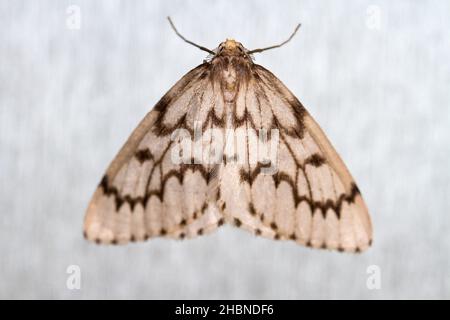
left=83, top=18, right=373, bottom=252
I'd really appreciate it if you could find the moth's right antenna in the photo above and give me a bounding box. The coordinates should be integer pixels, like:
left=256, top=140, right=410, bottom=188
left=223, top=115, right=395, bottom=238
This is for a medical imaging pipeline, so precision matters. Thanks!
left=167, top=17, right=215, bottom=55
left=247, top=23, right=301, bottom=54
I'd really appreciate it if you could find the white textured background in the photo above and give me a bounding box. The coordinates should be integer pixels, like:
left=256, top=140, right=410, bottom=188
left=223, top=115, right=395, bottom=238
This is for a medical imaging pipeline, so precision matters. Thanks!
left=1, top=0, right=449, bottom=299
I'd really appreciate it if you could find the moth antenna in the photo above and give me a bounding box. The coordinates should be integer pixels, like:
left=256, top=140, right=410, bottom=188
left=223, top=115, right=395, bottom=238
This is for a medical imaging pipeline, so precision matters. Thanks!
left=247, top=23, right=301, bottom=54
left=167, top=17, right=215, bottom=55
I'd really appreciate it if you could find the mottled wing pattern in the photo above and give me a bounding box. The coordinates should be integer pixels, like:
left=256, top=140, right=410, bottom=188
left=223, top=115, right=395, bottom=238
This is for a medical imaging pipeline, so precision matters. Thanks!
left=84, top=64, right=226, bottom=244
left=84, top=48, right=372, bottom=253
left=220, top=65, right=372, bottom=252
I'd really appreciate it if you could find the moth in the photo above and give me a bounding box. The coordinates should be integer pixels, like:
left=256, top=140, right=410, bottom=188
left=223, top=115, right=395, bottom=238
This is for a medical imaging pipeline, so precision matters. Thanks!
left=84, top=18, right=373, bottom=252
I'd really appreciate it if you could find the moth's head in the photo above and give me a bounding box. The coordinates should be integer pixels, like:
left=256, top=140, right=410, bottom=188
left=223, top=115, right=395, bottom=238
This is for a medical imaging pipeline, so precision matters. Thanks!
left=167, top=17, right=301, bottom=59
left=216, top=38, right=248, bottom=57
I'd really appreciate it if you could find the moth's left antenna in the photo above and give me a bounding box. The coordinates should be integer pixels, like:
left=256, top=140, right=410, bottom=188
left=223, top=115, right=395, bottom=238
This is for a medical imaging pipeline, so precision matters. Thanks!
left=167, top=17, right=215, bottom=55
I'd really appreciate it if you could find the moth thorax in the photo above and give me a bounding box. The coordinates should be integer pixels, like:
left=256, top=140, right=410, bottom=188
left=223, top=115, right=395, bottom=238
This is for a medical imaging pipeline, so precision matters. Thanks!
left=222, top=67, right=238, bottom=102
